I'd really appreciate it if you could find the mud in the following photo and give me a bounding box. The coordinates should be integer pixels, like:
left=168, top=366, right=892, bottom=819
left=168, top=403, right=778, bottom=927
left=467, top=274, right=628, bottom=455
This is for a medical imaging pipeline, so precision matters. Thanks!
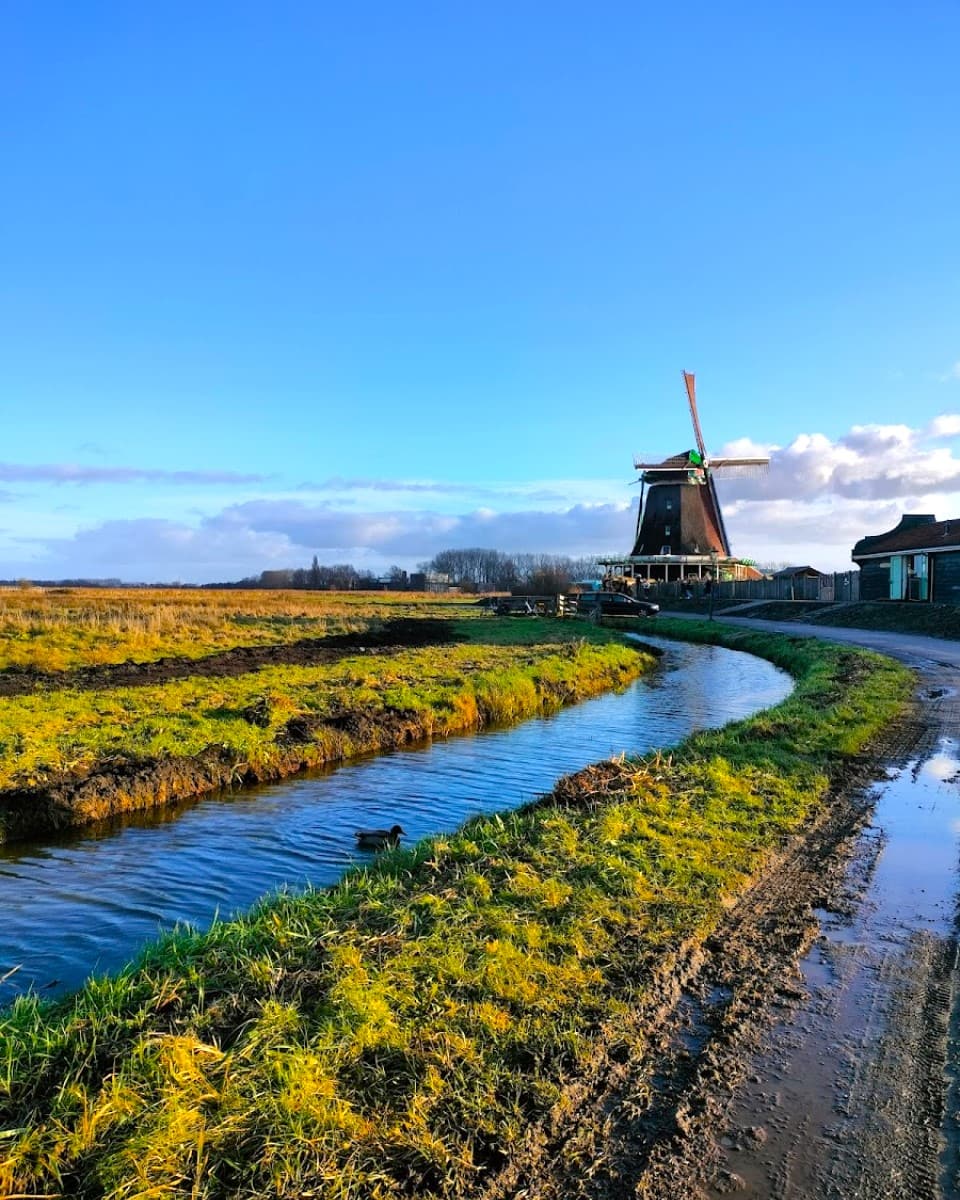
left=487, top=663, right=960, bottom=1200
left=0, top=617, right=456, bottom=696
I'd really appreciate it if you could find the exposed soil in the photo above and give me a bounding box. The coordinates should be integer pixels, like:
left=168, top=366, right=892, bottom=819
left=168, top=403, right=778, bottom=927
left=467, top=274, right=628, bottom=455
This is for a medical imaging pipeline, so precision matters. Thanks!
left=0, top=617, right=457, bottom=696
left=485, top=669, right=959, bottom=1200
left=0, top=705, right=447, bottom=843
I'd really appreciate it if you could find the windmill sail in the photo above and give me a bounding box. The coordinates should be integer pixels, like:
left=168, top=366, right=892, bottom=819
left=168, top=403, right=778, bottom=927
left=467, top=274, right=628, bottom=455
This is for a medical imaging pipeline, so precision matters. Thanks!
left=706, top=472, right=731, bottom=556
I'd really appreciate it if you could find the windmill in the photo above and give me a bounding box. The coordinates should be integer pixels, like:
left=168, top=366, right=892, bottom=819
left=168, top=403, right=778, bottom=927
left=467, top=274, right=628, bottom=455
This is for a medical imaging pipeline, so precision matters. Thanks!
left=628, top=372, right=768, bottom=565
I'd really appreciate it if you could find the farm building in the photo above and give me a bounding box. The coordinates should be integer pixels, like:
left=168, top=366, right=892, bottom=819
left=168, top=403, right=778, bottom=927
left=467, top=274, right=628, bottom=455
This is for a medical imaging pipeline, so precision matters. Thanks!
left=851, top=514, right=960, bottom=603
left=772, top=565, right=828, bottom=581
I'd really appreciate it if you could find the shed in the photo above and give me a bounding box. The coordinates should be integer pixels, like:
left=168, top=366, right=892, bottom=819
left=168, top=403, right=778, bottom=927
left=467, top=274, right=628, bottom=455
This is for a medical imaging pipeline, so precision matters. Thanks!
left=772, top=565, right=828, bottom=580
left=851, top=514, right=960, bottom=603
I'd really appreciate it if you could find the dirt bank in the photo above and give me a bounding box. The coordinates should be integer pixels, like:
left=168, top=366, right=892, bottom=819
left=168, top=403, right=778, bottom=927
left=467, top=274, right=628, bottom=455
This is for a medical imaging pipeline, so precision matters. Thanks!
left=485, top=638, right=958, bottom=1200
left=0, top=616, right=456, bottom=696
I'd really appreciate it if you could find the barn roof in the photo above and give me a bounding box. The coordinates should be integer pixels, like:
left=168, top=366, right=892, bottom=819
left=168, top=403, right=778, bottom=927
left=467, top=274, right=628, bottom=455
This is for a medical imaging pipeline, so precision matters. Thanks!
left=852, top=514, right=960, bottom=558
left=772, top=565, right=827, bottom=578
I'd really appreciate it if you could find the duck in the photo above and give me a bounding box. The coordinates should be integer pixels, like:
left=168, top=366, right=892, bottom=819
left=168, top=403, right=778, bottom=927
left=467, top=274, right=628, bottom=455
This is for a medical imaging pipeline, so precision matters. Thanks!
left=353, top=824, right=405, bottom=850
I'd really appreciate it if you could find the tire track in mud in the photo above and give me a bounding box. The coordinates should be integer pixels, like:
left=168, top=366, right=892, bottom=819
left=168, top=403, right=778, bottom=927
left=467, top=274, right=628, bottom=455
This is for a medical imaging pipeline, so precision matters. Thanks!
left=485, top=653, right=960, bottom=1200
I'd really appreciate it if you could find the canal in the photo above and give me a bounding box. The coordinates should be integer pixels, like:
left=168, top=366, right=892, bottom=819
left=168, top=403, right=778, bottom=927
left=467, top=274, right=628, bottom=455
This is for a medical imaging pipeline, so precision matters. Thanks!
left=0, top=636, right=791, bottom=1001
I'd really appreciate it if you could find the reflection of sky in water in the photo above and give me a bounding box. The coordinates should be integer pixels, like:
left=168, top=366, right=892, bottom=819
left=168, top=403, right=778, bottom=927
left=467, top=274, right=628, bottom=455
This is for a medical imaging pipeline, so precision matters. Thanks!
left=0, top=639, right=791, bottom=1001
left=920, top=741, right=958, bottom=784
left=865, top=737, right=960, bottom=930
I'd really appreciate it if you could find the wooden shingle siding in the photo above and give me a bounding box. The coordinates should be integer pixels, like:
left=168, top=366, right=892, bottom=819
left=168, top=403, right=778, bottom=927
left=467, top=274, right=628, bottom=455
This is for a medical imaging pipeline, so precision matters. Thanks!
left=859, top=560, right=890, bottom=602
left=932, top=551, right=960, bottom=604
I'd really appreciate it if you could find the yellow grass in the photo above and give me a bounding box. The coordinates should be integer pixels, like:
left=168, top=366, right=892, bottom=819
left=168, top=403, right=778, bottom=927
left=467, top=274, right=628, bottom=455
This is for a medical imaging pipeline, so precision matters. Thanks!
left=0, top=587, right=472, bottom=673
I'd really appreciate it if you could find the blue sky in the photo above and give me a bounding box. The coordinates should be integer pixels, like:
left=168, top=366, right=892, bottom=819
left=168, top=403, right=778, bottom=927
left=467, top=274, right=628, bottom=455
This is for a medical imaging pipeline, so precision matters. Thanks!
left=4, top=1, right=960, bottom=579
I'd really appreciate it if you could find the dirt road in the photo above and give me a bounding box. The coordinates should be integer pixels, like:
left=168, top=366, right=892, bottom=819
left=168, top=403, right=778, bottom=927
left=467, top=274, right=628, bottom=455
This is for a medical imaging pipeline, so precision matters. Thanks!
left=492, top=618, right=960, bottom=1200
left=653, top=616, right=960, bottom=1199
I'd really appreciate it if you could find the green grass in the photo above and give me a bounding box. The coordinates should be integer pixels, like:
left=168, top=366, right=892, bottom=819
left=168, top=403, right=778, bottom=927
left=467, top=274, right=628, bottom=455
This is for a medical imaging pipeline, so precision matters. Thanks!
left=0, top=622, right=911, bottom=1198
left=662, top=597, right=960, bottom=641
left=0, top=588, right=478, bottom=673
left=0, top=619, right=645, bottom=792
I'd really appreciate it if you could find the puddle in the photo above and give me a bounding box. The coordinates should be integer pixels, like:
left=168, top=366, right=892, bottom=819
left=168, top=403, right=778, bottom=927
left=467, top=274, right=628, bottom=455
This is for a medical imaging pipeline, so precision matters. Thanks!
left=706, top=736, right=960, bottom=1199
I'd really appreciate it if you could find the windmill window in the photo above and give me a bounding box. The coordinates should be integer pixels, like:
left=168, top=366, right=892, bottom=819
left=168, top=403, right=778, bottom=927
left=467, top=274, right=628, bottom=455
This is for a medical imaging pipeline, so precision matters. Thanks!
left=664, top=525, right=671, bottom=536
left=665, top=500, right=673, bottom=510
left=660, top=544, right=671, bottom=555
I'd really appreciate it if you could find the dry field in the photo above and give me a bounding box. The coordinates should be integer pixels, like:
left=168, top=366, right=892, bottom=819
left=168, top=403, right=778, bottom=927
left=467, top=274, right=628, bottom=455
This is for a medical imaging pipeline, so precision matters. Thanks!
left=0, top=586, right=472, bottom=672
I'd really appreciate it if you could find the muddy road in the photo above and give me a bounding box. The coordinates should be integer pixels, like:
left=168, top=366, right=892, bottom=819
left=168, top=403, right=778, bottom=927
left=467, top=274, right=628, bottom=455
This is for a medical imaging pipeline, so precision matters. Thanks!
left=492, top=622, right=960, bottom=1200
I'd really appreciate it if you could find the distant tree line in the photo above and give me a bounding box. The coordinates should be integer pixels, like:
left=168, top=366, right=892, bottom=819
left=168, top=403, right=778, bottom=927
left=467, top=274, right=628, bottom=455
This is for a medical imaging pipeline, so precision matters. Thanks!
left=422, top=549, right=600, bottom=593
left=206, top=557, right=386, bottom=591
left=202, top=550, right=602, bottom=593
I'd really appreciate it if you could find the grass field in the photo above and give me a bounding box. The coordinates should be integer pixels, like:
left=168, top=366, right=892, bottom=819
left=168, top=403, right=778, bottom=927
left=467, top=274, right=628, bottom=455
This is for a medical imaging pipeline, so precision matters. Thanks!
left=0, top=587, right=475, bottom=673
left=0, top=621, right=646, bottom=794
left=0, top=620, right=911, bottom=1199
left=664, top=598, right=960, bottom=640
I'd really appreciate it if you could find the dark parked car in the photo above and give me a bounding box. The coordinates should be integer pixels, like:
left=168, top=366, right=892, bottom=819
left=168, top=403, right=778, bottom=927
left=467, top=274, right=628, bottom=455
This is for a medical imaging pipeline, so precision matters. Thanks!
left=577, top=591, right=659, bottom=618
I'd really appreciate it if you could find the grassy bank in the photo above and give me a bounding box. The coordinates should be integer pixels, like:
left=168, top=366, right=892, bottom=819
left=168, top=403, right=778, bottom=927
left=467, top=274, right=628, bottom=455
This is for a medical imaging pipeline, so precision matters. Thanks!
left=0, top=624, right=911, bottom=1198
left=0, top=621, right=647, bottom=840
left=808, top=599, right=960, bottom=639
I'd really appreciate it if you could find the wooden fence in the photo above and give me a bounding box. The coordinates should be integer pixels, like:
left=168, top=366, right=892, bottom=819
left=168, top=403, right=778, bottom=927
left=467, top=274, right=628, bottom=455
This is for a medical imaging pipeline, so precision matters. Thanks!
left=646, top=571, right=860, bottom=604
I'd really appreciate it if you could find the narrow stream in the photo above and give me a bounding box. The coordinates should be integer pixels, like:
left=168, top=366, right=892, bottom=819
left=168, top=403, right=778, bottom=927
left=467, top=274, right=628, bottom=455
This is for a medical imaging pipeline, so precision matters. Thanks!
left=0, top=637, right=791, bottom=1002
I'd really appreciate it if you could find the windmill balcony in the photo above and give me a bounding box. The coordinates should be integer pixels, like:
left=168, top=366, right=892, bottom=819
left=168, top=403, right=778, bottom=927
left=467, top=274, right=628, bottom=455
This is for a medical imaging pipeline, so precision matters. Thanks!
left=597, top=554, right=763, bottom=585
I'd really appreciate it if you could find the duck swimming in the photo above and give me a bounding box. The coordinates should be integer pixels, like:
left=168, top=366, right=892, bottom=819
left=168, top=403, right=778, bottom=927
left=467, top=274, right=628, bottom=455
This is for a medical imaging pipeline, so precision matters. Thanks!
left=354, top=824, right=405, bottom=849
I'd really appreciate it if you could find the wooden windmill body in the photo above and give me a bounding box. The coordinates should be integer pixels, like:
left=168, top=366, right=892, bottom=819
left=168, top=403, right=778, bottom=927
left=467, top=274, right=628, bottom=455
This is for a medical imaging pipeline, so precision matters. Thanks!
left=599, top=373, right=768, bottom=585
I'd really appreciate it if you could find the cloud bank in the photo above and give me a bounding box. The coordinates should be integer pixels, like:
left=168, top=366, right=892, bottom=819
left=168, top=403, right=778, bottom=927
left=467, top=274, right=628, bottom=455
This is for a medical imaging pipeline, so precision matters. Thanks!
left=4, top=415, right=959, bottom=581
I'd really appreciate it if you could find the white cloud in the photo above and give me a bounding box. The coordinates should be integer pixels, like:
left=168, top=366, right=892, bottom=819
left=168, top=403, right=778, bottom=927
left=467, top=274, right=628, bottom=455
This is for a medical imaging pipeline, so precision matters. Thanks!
left=296, top=477, right=568, bottom=503
left=715, top=415, right=960, bottom=504
left=7, top=502, right=637, bottom=582
left=938, top=362, right=960, bottom=383
left=927, top=414, right=960, bottom=438
left=707, top=415, right=960, bottom=567
left=7, top=414, right=960, bottom=581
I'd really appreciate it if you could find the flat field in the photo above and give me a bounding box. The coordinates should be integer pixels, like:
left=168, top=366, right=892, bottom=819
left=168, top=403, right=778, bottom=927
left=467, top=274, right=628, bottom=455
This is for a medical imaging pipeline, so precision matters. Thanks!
left=0, top=589, right=653, bottom=839
left=0, top=586, right=472, bottom=673
left=0, top=620, right=911, bottom=1199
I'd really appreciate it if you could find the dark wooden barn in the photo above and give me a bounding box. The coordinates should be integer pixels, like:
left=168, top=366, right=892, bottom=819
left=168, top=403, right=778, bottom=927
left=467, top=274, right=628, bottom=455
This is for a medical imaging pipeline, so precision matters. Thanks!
left=851, top=514, right=960, bottom=603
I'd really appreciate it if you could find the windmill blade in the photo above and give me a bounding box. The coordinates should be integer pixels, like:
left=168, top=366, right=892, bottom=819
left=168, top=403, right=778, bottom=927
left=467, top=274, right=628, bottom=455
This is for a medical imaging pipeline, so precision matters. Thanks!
left=706, top=472, right=732, bottom=557
left=632, top=461, right=696, bottom=471
left=683, top=371, right=708, bottom=463
left=633, top=451, right=706, bottom=471
left=710, top=457, right=769, bottom=474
